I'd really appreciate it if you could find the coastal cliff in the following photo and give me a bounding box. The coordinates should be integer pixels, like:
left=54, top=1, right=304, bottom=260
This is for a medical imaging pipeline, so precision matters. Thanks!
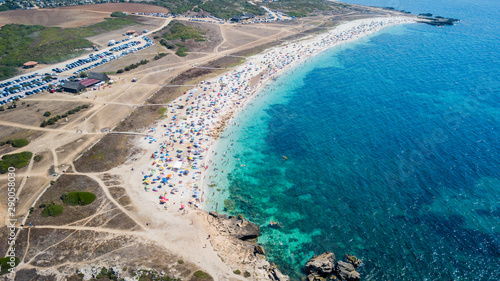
left=207, top=211, right=290, bottom=280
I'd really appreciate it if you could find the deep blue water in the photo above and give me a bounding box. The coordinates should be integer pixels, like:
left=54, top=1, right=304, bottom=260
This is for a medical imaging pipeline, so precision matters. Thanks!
left=206, top=0, right=500, bottom=279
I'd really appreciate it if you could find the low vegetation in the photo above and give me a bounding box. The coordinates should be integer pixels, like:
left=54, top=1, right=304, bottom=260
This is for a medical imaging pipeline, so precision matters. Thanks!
left=110, top=11, right=127, bottom=18
left=199, top=0, right=265, bottom=19
left=156, top=21, right=206, bottom=56
left=60, top=191, right=96, bottom=206
left=0, top=257, right=19, bottom=276
left=134, top=269, right=181, bottom=281
left=193, top=270, right=213, bottom=279
left=11, top=138, right=29, bottom=147
left=0, top=151, right=32, bottom=174
left=265, top=0, right=350, bottom=17
left=0, top=138, right=29, bottom=148
left=162, top=21, right=205, bottom=41
left=154, top=53, right=168, bottom=60
left=41, top=203, right=64, bottom=217
left=34, top=155, right=42, bottom=162
left=175, top=43, right=189, bottom=57
left=40, top=104, right=89, bottom=127
left=0, top=17, right=138, bottom=80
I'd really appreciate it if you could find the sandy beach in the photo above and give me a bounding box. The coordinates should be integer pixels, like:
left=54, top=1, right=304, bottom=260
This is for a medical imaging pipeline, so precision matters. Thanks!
left=112, top=16, right=415, bottom=279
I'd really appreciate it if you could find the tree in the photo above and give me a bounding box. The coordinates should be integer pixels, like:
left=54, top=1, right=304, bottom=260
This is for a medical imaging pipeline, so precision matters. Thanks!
left=79, top=72, right=88, bottom=78
left=43, top=111, right=51, bottom=117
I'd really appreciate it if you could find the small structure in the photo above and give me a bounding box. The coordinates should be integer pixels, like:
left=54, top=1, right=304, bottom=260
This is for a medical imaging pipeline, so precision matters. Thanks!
left=23, top=61, right=38, bottom=68
left=126, top=30, right=136, bottom=35
left=230, top=13, right=254, bottom=23
left=62, top=81, right=85, bottom=93
left=88, top=72, right=109, bottom=82
left=79, top=78, right=100, bottom=88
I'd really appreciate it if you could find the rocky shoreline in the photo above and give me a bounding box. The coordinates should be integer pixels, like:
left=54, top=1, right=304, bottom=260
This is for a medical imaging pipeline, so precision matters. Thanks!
left=207, top=211, right=290, bottom=280
left=207, top=211, right=365, bottom=281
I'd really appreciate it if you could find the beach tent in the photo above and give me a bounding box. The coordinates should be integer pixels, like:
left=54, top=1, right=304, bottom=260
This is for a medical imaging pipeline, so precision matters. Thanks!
left=173, top=161, right=183, bottom=170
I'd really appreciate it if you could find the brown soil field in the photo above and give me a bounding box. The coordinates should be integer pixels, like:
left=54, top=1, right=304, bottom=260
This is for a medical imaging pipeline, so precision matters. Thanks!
left=0, top=100, right=88, bottom=129
left=86, top=16, right=165, bottom=47
left=74, top=134, right=136, bottom=173
left=0, top=9, right=111, bottom=28
left=58, top=3, right=169, bottom=14
left=0, top=3, right=168, bottom=28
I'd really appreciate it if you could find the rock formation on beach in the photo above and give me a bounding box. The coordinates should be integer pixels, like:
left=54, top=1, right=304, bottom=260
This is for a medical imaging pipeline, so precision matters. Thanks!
left=208, top=211, right=289, bottom=280
left=305, top=252, right=362, bottom=281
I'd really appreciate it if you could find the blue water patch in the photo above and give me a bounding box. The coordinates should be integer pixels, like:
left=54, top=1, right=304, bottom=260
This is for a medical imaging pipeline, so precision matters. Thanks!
left=206, top=0, right=500, bottom=279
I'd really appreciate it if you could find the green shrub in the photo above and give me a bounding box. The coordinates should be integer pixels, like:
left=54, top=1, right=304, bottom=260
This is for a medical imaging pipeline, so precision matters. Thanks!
left=34, top=155, right=42, bottom=162
left=0, top=151, right=33, bottom=174
left=154, top=53, right=168, bottom=60
left=193, top=270, right=212, bottom=279
left=110, top=11, right=127, bottom=17
left=177, top=260, right=184, bottom=264
left=43, top=111, right=51, bottom=117
left=0, top=256, right=19, bottom=275
left=116, top=69, right=124, bottom=74
left=11, top=139, right=29, bottom=147
left=41, top=203, right=63, bottom=217
left=61, top=191, right=96, bottom=206
left=233, top=269, right=241, bottom=275
left=243, top=271, right=251, bottom=278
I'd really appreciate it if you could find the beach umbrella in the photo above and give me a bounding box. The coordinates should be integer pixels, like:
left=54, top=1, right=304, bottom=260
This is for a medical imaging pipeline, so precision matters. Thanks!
left=181, top=204, right=186, bottom=209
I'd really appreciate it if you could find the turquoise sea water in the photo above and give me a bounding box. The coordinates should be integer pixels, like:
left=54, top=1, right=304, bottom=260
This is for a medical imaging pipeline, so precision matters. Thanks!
left=206, top=0, right=500, bottom=279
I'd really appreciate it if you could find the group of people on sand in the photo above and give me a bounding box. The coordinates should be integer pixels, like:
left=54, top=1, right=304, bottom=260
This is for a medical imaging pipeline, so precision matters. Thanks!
left=135, top=17, right=414, bottom=212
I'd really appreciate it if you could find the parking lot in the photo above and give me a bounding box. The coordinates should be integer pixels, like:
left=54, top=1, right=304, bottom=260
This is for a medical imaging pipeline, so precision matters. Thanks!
left=0, top=34, right=155, bottom=105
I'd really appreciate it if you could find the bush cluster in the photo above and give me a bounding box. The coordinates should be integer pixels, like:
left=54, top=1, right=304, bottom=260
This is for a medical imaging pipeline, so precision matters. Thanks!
left=0, top=151, right=33, bottom=174
left=41, top=203, right=63, bottom=217
left=61, top=191, right=96, bottom=206
left=40, top=104, right=89, bottom=127
left=0, top=138, right=29, bottom=148
left=124, top=59, right=149, bottom=71
left=154, top=53, right=168, bottom=60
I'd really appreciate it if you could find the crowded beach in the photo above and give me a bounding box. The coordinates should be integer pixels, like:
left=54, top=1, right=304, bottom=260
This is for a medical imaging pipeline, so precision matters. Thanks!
left=131, top=17, right=415, bottom=214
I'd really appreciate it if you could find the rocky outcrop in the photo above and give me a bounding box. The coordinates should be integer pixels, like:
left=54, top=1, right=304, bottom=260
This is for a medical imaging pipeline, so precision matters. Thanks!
left=209, top=212, right=260, bottom=241
left=254, top=244, right=266, bottom=256
left=267, top=263, right=290, bottom=281
left=417, top=16, right=460, bottom=26
left=305, top=252, right=335, bottom=276
left=336, top=261, right=360, bottom=281
left=305, top=252, right=362, bottom=281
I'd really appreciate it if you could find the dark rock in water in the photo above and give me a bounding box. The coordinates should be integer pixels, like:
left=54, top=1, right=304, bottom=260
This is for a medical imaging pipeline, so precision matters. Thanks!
left=419, top=13, right=433, bottom=17
left=344, top=254, right=362, bottom=268
left=335, top=261, right=360, bottom=281
left=417, top=16, right=460, bottom=26
left=226, top=214, right=260, bottom=240
left=254, top=244, right=266, bottom=256
left=305, top=252, right=336, bottom=276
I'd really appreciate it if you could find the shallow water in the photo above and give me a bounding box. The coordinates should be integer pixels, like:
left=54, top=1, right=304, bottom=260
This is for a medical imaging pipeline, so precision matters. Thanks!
left=205, top=0, right=500, bottom=279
